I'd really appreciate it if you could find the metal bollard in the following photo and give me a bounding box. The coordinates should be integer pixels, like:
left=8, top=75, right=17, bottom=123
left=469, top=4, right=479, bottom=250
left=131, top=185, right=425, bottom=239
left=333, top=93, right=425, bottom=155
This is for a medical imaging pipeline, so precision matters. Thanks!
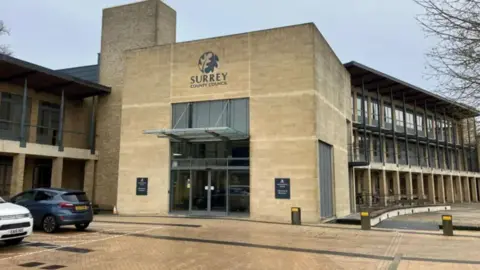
left=291, top=207, right=301, bottom=225
left=442, top=215, right=453, bottom=236
left=360, top=211, right=371, bottom=230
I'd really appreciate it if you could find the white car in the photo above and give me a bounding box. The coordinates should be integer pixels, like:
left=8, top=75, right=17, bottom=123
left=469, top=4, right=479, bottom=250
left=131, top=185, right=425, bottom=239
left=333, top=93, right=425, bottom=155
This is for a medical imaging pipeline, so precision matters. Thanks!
left=0, top=196, right=33, bottom=245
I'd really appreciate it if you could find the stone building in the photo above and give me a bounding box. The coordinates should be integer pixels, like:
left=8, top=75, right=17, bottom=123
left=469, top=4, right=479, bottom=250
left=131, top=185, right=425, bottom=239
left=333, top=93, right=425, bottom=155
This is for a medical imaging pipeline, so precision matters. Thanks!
left=0, top=0, right=478, bottom=223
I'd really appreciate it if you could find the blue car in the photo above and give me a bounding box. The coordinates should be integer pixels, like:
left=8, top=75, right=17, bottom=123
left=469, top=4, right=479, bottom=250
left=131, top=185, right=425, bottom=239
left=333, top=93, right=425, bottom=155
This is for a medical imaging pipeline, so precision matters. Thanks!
left=10, top=188, right=93, bottom=233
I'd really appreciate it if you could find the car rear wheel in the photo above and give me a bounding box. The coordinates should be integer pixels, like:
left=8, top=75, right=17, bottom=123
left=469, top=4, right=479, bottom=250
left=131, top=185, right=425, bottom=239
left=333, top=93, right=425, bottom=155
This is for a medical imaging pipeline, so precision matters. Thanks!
left=42, top=215, right=58, bottom=233
left=4, top=237, right=24, bottom=245
left=75, top=223, right=90, bottom=231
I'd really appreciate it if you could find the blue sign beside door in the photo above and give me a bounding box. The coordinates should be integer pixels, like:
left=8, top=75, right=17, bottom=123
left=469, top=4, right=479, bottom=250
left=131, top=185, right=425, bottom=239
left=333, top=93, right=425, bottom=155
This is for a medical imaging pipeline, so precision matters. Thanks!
left=275, top=178, right=290, bottom=199
left=136, top=177, right=148, bottom=196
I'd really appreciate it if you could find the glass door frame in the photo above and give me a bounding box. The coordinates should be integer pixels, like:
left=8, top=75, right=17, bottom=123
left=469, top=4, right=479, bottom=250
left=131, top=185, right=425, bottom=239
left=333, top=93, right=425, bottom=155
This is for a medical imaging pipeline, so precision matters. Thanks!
left=189, top=169, right=228, bottom=216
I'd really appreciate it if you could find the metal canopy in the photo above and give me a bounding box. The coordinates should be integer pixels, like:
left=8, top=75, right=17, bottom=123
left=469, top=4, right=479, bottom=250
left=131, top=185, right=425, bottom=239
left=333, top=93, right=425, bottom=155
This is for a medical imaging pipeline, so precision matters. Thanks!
left=0, top=54, right=110, bottom=99
left=143, top=127, right=249, bottom=142
left=344, top=61, right=480, bottom=119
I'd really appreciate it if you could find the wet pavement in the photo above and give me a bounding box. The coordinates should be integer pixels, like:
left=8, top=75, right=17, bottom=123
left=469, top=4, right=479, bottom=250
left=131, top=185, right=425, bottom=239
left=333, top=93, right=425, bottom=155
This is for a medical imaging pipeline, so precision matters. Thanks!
left=1, top=215, right=480, bottom=269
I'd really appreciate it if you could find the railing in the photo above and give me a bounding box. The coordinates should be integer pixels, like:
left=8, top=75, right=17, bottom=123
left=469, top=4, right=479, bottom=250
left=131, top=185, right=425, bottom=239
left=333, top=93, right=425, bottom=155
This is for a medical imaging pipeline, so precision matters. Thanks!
left=0, top=119, right=90, bottom=150
left=348, top=143, right=478, bottom=172
left=171, top=158, right=250, bottom=169
left=355, top=193, right=430, bottom=212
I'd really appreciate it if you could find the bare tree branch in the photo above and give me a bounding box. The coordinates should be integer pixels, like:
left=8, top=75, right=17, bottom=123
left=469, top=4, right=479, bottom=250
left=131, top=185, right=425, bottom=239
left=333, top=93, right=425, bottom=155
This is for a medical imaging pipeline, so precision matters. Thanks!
left=0, top=20, right=11, bottom=55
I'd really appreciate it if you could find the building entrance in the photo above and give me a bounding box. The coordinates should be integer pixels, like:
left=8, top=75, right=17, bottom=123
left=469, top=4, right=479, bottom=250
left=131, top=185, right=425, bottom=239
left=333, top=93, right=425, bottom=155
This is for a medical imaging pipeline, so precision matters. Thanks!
left=191, top=170, right=227, bottom=214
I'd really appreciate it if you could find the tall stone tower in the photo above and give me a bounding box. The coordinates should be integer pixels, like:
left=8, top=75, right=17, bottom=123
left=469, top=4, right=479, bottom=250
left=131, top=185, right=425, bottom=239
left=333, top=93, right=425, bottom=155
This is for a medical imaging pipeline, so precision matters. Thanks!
left=95, top=0, right=176, bottom=208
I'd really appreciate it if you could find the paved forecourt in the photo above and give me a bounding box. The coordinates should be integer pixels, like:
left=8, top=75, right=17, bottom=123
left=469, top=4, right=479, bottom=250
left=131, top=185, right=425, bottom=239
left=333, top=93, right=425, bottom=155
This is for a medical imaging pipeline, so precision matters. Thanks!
left=1, top=215, right=480, bottom=269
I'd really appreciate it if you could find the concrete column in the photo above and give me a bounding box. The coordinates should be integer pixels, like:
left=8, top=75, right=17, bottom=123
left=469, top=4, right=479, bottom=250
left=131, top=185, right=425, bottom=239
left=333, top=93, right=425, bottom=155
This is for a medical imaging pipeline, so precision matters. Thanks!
left=362, top=169, right=372, bottom=206
left=9, top=154, right=26, bottom=197
left=427, top=174, right=436, bottom=204
left=83, top=160, right=95, bottom=202
left=470, top=177, right=478, bottom=202
left=463, top=176, right=471, bottom=202
left=445, top=175, right=454, bottom=203
left=455, top=176, right=463, bottom=203
left=405, top=172, right=413, bottom=200
left=51, top=157, right=64, bottom=188
left=393, top=170, right=401, bottom=200
left=379, top=170, right=388, bottom=206
left=416, top=173, right=425, bottom=200
left=356, top=171, right=362, bottom=196
left=351, top=168, right=356, bottom=211
left=436, top=175, right=446, bottom=204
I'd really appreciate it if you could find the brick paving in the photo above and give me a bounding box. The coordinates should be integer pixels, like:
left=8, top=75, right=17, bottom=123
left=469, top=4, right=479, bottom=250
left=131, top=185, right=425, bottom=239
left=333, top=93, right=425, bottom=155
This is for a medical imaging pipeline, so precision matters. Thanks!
left=1, top=215, right=480, bottom=269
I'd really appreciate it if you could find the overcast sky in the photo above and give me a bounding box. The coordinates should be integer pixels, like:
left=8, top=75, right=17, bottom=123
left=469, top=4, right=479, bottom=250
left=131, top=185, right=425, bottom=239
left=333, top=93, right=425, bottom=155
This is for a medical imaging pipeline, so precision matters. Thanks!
left=0, top=0, right=435, bottom=90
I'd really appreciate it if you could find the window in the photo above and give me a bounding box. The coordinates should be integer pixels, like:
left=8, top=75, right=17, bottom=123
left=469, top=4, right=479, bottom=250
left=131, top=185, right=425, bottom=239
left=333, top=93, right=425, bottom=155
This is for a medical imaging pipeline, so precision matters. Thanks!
left=34, top=191, right=55, bottom=201
left=37, top=102, right=61, bottom=146
left=408, top=143, right=417, bottom=165
left=372, top=137, right=380, bottom=162
left=0, top=93, right=31, bottom=141
left=384, top=104, right=392, bottom=129
left=429, top=146, right=436, bottom=168
left=406, top=111, right=415, bottom=134
left=12, top=191, right=35, bottom=204
left=395, top=108, right=404, bottom=131
left=356, top=96, right=364, bottom=124
left=351, top=94, right=355, bottom=120
left=436, top=118, right=444, bottom=141
left=417, top=114, right=424, bottom=136
left=61, top=192, right=89, bottom=202
left=398, top=141, right=406, bottom=164
left=385, top=138, right=395, bottom=163
left=172, top=98, right=249, bottom=134
left=371, top=99, right=379, bottom=127
left=427, top=116, right=435, bottom=139
left=446, top=120, right=452, bottom=142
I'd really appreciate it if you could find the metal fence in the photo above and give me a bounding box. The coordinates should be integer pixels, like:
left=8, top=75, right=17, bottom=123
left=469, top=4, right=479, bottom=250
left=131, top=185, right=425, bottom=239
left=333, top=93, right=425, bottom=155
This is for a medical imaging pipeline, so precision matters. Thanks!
left=355, top=193, right=430, bottom=212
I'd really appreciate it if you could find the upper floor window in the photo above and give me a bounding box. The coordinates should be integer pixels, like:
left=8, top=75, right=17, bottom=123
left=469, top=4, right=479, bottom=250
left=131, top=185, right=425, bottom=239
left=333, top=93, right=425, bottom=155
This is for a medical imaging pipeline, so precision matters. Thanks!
left=427, top=116, right=435, bottom=139
left=384, top=103, right=392, bottom=129
left=0, top=92, right=31, bottom=141
left=436, top=118, right=444, bottom=141
left=371, top=99, right=379, bottom=127
left=406, top=111, right=415, bottom=134
left=395, top=108, right=404, bottom=131
left=446, top=120, right=452, bottom=143
left=416, top=114, right=424, bottom=136
left=356, top=96, right=364, bottom=124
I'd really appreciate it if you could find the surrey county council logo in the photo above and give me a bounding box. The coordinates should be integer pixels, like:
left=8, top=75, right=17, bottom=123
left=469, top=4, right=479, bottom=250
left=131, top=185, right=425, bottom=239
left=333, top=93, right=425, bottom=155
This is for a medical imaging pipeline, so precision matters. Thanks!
left=198, top=51, right=219, bottom=73
left=190, top=51, right=228, bottom=88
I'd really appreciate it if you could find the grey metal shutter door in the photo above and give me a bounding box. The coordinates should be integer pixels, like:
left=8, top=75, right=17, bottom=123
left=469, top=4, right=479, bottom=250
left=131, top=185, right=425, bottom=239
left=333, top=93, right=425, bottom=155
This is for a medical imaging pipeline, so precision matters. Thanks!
left=319, top=141, right=334, bottom=218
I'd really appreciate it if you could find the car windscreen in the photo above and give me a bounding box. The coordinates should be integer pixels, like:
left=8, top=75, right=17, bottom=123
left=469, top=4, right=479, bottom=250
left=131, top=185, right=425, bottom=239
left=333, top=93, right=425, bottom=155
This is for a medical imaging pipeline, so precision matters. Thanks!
left=61, top=192, right=89, bottom=202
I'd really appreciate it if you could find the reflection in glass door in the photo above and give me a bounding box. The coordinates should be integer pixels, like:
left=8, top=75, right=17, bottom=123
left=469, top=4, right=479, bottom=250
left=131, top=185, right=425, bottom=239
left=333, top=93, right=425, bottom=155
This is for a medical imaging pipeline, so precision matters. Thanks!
left=191, top=171, right=208, bottom=211
left=171, top=171, right=190, bottom=211
left=210, top=171, right=226, bottom=213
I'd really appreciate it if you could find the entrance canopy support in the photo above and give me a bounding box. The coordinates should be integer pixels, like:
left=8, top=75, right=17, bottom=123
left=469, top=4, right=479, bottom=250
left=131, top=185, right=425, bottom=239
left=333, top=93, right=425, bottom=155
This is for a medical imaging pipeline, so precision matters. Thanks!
left=144, top=127, right=249, bottom=142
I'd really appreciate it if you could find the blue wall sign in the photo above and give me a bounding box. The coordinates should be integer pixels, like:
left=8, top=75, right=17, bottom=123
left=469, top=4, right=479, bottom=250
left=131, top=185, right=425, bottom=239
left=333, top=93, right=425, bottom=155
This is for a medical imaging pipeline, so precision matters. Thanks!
left=275, top=178, right=290, bottom=199
left=136, top=177, right=148, bottom=196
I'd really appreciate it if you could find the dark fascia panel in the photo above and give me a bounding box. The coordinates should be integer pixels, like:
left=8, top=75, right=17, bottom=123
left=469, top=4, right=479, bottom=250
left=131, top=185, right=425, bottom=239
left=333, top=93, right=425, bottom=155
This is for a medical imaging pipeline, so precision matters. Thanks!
left=344, top=61, right=480, bottom=118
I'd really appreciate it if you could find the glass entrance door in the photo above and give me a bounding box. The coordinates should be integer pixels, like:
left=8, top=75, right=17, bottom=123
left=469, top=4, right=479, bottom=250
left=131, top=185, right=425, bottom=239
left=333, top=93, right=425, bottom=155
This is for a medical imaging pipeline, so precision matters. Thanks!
left=190, top=170, right=227, bottom=215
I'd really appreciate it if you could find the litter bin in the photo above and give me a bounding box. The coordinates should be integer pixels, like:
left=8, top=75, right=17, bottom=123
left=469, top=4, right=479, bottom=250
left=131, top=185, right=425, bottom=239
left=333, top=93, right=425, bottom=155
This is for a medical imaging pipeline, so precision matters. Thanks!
left=291, top=207, right=301, bottom=225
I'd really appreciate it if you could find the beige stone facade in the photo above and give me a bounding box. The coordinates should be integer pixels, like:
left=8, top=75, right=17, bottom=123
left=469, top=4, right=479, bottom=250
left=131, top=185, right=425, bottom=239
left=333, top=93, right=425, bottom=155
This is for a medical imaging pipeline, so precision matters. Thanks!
left=111, top=0, right=350, bottom=222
